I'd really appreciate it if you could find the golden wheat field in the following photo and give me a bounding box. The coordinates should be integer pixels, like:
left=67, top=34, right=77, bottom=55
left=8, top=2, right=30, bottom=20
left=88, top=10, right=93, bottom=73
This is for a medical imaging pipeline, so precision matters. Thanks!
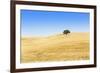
left=21, top=32, right=90, bottom=63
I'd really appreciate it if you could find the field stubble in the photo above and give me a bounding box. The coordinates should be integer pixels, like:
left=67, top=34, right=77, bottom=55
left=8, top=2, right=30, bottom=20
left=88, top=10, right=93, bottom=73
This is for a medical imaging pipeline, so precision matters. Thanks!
left=21, top=32, right=90, bottom=63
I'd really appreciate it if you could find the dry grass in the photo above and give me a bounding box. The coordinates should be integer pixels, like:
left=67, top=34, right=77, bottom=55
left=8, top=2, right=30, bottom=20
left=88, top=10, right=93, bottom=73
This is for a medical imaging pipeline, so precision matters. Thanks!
left=21, top=32, right=90, bottom=63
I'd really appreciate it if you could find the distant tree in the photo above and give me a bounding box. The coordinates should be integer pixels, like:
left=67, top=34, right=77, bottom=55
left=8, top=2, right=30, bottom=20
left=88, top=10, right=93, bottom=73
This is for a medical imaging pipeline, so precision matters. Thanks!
left=63, top=30, right=70, bottom=35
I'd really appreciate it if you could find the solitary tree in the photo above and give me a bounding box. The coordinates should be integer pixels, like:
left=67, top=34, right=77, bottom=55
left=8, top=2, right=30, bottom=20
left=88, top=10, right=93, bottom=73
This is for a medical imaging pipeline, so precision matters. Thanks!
left=63, top=30, right=70, bottom=35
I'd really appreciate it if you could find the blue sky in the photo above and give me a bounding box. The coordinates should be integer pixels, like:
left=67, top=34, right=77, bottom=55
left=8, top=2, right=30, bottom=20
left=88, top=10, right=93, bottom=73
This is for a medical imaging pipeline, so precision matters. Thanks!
left=21, top=10, right=90, bottom=37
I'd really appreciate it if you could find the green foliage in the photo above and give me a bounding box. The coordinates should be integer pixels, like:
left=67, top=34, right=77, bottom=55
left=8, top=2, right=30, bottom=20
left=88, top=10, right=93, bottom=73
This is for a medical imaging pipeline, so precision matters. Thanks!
left=63, top=30, right=70, bottom=35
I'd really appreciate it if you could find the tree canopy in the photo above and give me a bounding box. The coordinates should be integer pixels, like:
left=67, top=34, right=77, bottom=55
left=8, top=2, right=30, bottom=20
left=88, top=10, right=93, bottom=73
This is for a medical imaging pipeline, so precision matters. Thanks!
left=63, top=30, right=70, bottom=35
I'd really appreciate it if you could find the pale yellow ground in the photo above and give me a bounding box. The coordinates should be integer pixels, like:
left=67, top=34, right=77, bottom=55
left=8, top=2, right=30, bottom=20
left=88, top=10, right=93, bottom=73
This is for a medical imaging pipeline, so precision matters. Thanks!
left=21, top=32, right=90, bottom=63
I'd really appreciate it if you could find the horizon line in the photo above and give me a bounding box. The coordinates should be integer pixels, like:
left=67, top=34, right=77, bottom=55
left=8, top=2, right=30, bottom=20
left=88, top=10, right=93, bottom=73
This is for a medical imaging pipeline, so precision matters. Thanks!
left=21, top=32, right=89, bottom=37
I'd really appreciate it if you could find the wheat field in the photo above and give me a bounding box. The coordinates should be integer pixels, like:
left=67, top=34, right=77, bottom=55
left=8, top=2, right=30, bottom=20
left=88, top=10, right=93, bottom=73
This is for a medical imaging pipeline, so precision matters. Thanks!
left=21, top=32, right=90, bottom=63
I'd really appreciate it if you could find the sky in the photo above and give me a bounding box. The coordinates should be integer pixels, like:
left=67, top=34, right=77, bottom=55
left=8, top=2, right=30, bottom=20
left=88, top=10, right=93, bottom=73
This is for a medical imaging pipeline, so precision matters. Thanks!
left=21, top=10, right=90, bottom=37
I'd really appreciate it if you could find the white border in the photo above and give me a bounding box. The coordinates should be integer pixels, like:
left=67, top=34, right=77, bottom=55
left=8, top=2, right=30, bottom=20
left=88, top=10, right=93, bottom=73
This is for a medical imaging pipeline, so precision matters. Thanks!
left=16, top=4, right=94, bottom=69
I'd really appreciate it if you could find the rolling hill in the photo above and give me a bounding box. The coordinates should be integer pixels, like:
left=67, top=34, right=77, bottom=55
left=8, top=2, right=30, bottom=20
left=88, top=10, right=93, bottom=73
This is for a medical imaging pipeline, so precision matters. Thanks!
left=21, top=32, right=90, bottom=63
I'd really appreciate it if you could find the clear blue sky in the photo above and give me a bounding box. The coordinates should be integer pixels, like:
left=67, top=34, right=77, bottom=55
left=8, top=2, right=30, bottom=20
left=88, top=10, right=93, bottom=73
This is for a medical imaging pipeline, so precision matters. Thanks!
left=21, top=10, right=90, bottom=37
